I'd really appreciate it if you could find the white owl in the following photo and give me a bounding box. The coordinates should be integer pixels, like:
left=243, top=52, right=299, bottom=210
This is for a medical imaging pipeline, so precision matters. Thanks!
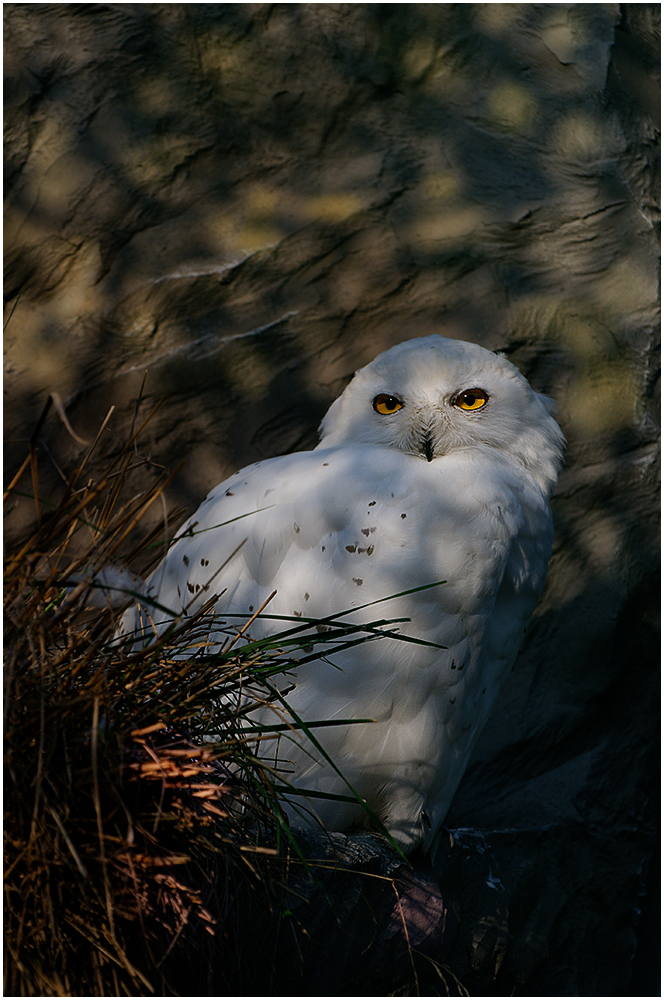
left=119, top=335, right=565, bottom=853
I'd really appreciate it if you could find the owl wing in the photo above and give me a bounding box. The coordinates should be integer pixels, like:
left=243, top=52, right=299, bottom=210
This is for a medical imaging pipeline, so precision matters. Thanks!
left=120, top=443, right=478, bottom=648
left=118, top=444, right=552, bottom=852
left=418, top=471, right=554, bottom=849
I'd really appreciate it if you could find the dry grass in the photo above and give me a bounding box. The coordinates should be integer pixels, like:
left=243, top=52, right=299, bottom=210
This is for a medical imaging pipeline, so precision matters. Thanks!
left=3, top=396, right=308, bottom=996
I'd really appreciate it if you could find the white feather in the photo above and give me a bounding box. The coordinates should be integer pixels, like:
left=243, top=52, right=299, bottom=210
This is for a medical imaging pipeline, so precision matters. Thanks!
left=118, top=335, right=565, bottom=852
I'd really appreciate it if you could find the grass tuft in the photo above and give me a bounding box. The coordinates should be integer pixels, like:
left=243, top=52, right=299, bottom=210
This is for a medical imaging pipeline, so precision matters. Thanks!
left=3, top=401, right=311, bottom=995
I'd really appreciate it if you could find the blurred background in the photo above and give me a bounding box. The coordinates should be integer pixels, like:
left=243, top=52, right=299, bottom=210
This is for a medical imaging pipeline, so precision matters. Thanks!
left=4, top=4, right=659, bottom=994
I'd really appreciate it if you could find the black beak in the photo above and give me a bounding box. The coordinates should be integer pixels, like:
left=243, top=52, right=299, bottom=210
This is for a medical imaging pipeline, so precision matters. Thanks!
left=422, top=433, right=435, bottom=462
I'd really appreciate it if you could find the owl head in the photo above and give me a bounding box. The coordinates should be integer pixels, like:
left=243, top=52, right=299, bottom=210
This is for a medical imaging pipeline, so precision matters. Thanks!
left=317, top=335, right=565, bottom=494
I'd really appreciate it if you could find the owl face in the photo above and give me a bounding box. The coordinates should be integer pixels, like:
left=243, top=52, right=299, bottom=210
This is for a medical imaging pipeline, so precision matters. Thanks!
left=318, top=335, right=565, bottom=493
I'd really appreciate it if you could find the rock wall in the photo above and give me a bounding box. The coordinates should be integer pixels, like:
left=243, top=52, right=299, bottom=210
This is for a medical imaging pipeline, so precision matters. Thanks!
left=4, top=4, right=659, bottom=995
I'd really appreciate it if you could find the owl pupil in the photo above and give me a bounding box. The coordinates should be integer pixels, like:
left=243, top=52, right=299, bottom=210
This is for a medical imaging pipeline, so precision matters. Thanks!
left=455, top=388, right=487, bottom=410
left=373, top=394, right=403, bottom=414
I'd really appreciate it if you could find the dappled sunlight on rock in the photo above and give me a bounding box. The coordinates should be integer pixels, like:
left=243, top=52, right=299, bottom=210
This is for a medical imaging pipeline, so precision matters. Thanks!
left=562, top=364, right=639, bottom=436
left=550, top=109, right=625, bottom=163
left=539, top=4, right=617, bottom=90
left=303, top=192, right=364, bottom=224
left=405, top=203, right=489, bottom=249
left=593, top=252, right=661, bottom=318
left=484, top=79, right=538, bottom=135
left=3, top=4, right=659, bottom=995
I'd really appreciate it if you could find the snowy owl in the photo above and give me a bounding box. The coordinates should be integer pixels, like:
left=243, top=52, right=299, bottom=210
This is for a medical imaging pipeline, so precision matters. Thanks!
left=119, top=335, right=564, bottom=853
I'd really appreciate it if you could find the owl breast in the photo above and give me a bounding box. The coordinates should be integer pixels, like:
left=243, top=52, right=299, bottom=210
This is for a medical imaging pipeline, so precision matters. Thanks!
left=123, top=440, right=553, bottom=852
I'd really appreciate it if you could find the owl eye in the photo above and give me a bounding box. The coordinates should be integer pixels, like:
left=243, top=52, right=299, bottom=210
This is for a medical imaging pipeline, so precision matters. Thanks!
left=453, top=388, right=489, bottom=411
left=373, top=394, right=404, bottom=415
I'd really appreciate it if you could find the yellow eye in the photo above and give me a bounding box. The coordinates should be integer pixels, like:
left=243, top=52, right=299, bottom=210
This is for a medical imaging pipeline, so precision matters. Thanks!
left=454, top=388, right=489, bottom=411
left=373, top=393, right=404, bottom=415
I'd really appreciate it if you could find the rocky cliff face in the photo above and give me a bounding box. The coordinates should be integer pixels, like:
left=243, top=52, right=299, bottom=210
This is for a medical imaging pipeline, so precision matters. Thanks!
left=4, top=4, right=659, bottom=995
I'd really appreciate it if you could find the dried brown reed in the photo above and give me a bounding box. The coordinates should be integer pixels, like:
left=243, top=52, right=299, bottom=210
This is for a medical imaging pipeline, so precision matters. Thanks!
left=3, top=397, right=299, bottom=996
